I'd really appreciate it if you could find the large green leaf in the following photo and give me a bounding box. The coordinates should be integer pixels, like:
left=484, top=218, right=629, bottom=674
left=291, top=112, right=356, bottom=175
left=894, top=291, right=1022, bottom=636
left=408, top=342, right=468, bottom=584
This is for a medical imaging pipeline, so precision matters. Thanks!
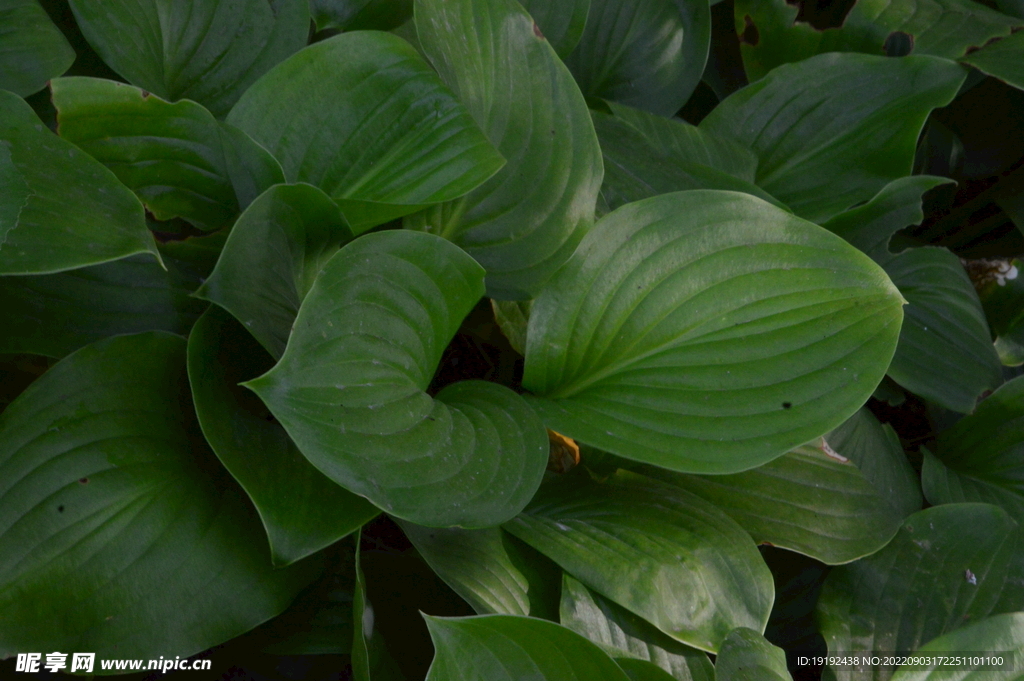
left=0, top=246, right=210, bottom=359
left=962, top=31, right=1024, bottom=92
left=700, top=54, right=966, bottom=223
left=409, top=0, right=603, bottom=300
left=715, top=628, right=792, bottom=681
left=0, top=0, right=75, bottom=97
left=245, top=230, right=549, bottom=528
left=821, top=177, right=1001, bottom=412
left=637, top=438, right=903, bottom=565
left=399, top=523, right=561, bottom=619
left=559, top=573, right=714, bottom=680
left=817, top=504, right=1024, bottom=681
left=67, top=0, right=309, bottom=117
left=187, top=307, right=379, bottom=567
left=227, top=31, right=504, bottom=234
left=0, top=89, right=158, bottom=275
left=592, top=111, right=788, bottom=213
left=883, top=246, right=1002, bottom=413
left=522, top=190, right=904, bottom=474
left=505, top=470, right=774, bottom=652
left=424, top=614, right=633, bottom=681
left=0, top=332, right=316, bottom=660
left=194, top=184, right=353, bottom=360
left=520, top=0, right=591, bottom=58
left=53, top=77, right=284, bottom=232
left=923, top=376, right=1024, bottom=522
left=889, top=613, right=1024, bottom=681
left=564, top=0, right=711, bottom=116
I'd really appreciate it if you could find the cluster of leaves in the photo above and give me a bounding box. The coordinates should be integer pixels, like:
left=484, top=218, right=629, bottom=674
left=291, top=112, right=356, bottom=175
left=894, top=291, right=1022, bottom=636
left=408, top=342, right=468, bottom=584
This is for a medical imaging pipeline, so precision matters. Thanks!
left=2, top=0, right=1024, bottom=678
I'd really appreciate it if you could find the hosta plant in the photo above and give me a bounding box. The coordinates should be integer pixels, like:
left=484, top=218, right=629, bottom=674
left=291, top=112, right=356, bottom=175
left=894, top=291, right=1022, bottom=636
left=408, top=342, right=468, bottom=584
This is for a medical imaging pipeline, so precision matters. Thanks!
left=2, top=0, right=1024, bottom=679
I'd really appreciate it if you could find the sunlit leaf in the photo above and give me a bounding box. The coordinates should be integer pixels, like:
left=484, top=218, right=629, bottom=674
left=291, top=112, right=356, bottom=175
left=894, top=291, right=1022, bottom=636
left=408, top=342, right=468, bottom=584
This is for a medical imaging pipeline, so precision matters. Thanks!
left=715, top=628, right=792, bottom=681
left=890, top=613, right=1024, bottom=681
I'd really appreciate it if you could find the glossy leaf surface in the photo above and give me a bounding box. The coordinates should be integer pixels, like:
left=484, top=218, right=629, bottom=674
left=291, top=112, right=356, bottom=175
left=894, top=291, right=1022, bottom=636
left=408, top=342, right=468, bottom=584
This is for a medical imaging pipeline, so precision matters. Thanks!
left=505, top=470, right=774, bottom=652
left=523, top=190, right=904, bottom=474
left=889, top=613, right=1024, bottom=681
left=410, top=0, right=603, bottom=300
left=560, top=573, right=714, bottom=680
left=0, top=89, right=158, bottom=275
left=817, top=504, right=1024, bottom=681
left=923, top=376, right=1024, bottom=521
left=188, top=308, right=379, bottom=566
left=564, top=0, right=711, bottom=116
left=715, top=628, right=792, bottom=681
left=700, top=53, right=966, bottom=223
left=0, top=333, right=316, bottom=659
left=228, top=32, right=504, bottom=234
left=520, top=0, right=591, bottom=58
left=68, top=0, right=310, bottom=117
left=0, top=0, right=75, bottom=97
left=400, top=523, right=560, bottom=619
left=246, top=231, right=548, bottom=528
left=424, top=614, right=632, bottom=681
left=195, top=183, right=353, bottom=360
left=53, top=77, right=284, bottom=232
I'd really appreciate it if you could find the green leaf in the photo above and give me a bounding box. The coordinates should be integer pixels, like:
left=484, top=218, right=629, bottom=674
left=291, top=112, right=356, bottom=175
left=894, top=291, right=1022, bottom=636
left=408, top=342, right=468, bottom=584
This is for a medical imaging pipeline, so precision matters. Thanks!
left=409, top=0, right=603, bottom=300
left=245, top=230, right=549, bottom=528
left=0, top=89, right=158, bottom=275
left=353, top=528, right=405, bottom=681
left=187, top=307, right=379, bottom=567
left=53, top=77, right=284, bottom=232
left=883, top=246, right=1002, bottom=413
left=399, top=523, right=561, bottom=619
left=559, top=573, right=714, bottom=680
left=227, top=32, right=504, bottom=234
left=998, top=0, right=1024, bottom=19
left=826, top=407, right=922, bottom=519
left=616, top=658, right=681, bottom=681
left=606, top=102, right=758, bottom=182
left=505, top=470, right=774, bottom=652
left=67, top=0, right=310, bottom=117
left=0, top=332, right=317, bottom=659
left=310, top=0, right=412, bottom=31
left=424, top=614, right=633, bottom=681
left=700, top=53, right=966, bottom=223
left=194, top=184, right=353, bottom=360
left=923, top=376, right=1024, bottom=522
left=592, top=110, right=789, bottom=213
left=523, top=190, right=904, bottom=474
left=520, top=0, right=591, bottom=58
left=817, top=503, right=1024, bottom=681
left=889, top=612, right=1024, bottom=681
left=714, top=628, right=793, bottom=681
left=962, top=31, right=1024, bottom=92
left=492, top=299, right=532, bottom=358
left=0, top=0, right=75, bottom=97
left=0, top=247, right=210, bottom=359
left=564, top=0, right=711, bottom=116
left=636, top=438, right=904, bottom=565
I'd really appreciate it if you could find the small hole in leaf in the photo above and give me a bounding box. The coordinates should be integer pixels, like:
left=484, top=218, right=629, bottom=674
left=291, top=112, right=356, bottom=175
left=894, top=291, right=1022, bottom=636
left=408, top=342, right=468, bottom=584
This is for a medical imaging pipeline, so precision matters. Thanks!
left=57, top=505, right=65, bottom=513
left=740, top=15, right=760, bottom=46
left=884, top=31, right=914, bottom=57
left=782, top=402, right=793, bottom=409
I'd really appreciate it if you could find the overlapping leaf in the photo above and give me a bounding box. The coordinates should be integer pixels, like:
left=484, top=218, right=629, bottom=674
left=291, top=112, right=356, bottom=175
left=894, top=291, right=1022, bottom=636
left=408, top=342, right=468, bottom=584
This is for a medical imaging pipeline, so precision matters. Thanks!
left=228, top=32, right=504, bottom=234
left=353, top=529, right=405, bottom=681
left=559, top=574, right=714, bottom=680
left=245, top=230, right=549, bottom=528
left=424, top=614, right=632, bottom=681
left=715, top=628, right=793, bottom=681
left=0, top=89, right=158, bottom=275
left=962, top=30, right=1024, bottom=92
left=68, top=0, right=310, bottom=117
left=505, top=470, right=774, bottom=652
left=523, top=190, right=904, bottom=474
left=890, top=613, right=1024, bottom=681
left=564, top=0, right=711, bottom=116
left=700, top=53, right=966, bottom=223
left=188, top=308, right=379, bottom=567
left=817, top=503, right=1024, bottom=681
left=53, top=77, right=284, bottom=231
left=520, top=0, right=591, bottom=58
left=0, top=333, right=317, bottom=659
left=310, top=0, right=412, bottom=31
left=0, top=0, right=75, bottom=97
left=923, top=376, right=1024, bottom=521
left=409, top=0, right=603, bottom=300
left=399, top=523, right=560, bottom=619
left=195, top=184, right=354, bottom=359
